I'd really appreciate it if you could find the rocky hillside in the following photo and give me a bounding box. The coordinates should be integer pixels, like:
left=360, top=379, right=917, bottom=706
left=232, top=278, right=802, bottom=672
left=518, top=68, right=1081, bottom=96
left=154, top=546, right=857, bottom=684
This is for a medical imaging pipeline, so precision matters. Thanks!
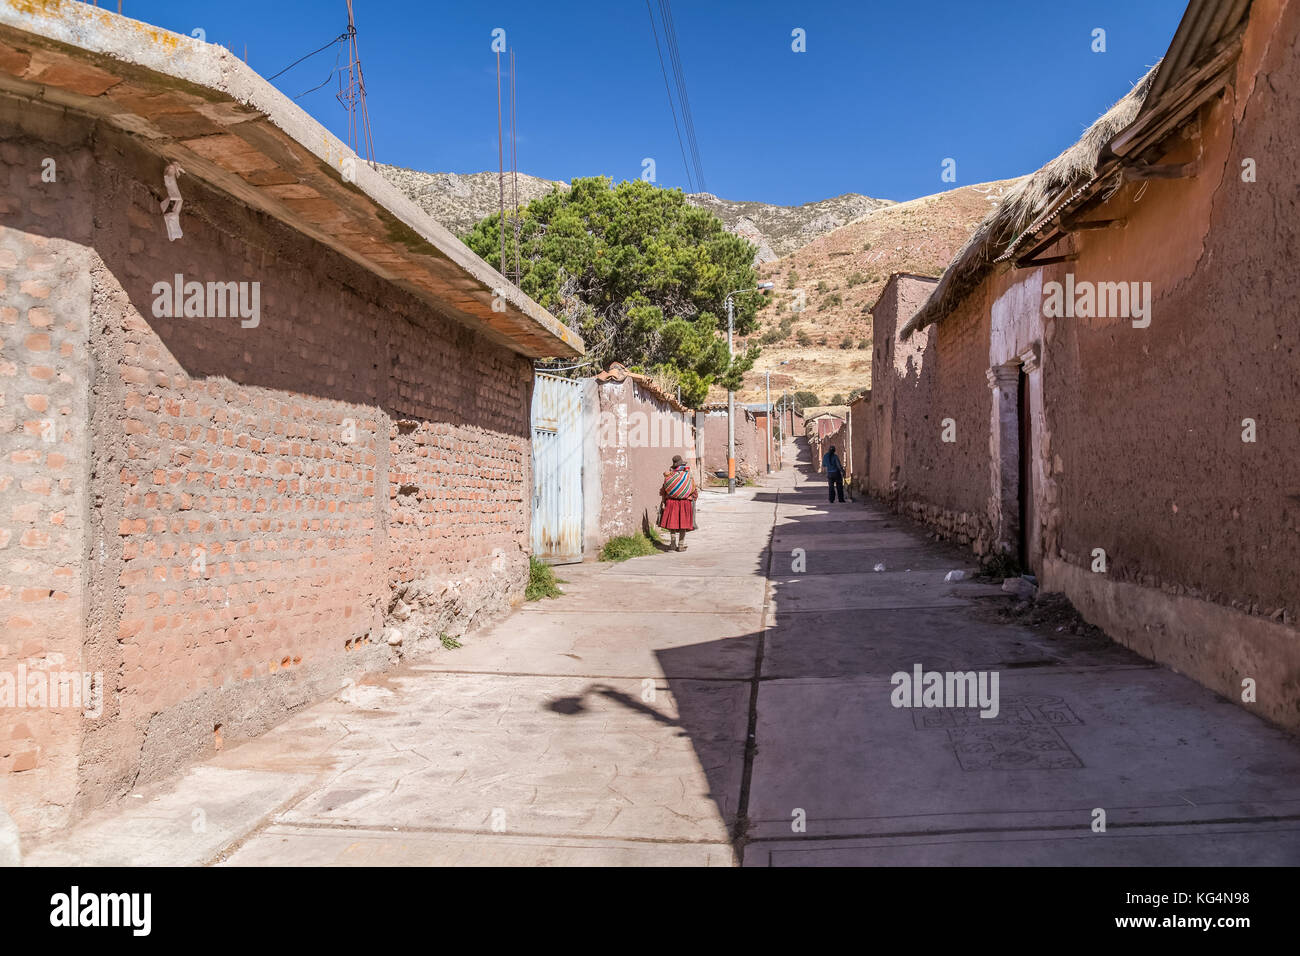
left=683, top=191, right=893, bottom=262
left=377, top=166, right=567, bottom=237
left=725, top=178, right=1026, bottom=404
left=379, top=164, right=1023, bottom=406
left=379, top=164, right=890, bottom=263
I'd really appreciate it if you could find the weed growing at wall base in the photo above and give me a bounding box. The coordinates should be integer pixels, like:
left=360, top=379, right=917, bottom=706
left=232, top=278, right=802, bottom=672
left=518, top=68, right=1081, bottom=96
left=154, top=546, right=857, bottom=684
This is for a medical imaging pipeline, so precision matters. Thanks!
left=526, top=556, right=565, bottom=600
left=600, top=529, right=660, bottom=561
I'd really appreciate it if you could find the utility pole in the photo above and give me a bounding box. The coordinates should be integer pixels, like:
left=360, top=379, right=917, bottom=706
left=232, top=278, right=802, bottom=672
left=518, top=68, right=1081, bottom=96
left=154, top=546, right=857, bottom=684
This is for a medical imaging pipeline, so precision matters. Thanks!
left=724, top=282, right=774, bottom=494
left=726, top=295, right=736, bottom=494
left=765, top=370, right=773, bottom=474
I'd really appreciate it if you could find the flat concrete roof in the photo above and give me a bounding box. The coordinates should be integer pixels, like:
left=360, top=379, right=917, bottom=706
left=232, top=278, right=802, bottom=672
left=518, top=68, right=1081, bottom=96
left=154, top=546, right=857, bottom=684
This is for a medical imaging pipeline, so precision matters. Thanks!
left=0, top=1, right=583, bottom=360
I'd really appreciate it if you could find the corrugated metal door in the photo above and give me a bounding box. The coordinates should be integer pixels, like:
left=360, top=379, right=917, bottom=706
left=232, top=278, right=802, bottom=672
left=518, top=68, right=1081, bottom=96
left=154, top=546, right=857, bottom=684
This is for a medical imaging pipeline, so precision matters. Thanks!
left=531, top=372, right=584, bottom=564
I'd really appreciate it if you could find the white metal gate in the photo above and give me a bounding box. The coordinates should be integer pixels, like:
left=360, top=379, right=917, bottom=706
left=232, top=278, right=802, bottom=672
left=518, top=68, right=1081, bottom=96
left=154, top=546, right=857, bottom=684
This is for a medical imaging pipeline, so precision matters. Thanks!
left=531, top=373, right=584, bottom=564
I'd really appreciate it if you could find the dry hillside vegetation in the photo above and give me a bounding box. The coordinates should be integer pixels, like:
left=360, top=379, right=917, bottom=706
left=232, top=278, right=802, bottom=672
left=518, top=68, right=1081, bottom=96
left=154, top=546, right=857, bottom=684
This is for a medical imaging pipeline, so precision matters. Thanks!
left=379, top=164, right=1024, bottom=406
left=729, top=178, right=1025, bottom=403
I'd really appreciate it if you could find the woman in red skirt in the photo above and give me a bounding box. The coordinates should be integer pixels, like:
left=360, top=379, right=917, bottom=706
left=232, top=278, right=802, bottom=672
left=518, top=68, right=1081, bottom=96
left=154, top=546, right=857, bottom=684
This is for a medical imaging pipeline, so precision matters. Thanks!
left=659, top=454, right=698, bottom=551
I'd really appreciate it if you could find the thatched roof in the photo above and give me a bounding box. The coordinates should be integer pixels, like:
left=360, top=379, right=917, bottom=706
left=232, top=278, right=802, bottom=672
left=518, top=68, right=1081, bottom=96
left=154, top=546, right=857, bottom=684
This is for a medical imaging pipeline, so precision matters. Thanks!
left=900, top=65, right=1160, bottom=338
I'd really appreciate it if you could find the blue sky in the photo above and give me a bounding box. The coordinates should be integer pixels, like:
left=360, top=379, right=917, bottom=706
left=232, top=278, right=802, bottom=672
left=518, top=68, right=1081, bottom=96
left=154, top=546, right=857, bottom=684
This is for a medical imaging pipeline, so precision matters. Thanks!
left=118, top=0, right=1188, bottom=204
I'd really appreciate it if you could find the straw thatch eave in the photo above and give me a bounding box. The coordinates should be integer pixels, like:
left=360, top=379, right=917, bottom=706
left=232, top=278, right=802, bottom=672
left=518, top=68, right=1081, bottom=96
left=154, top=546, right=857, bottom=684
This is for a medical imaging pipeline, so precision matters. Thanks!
left=900, top=64, right=1160, bottom=339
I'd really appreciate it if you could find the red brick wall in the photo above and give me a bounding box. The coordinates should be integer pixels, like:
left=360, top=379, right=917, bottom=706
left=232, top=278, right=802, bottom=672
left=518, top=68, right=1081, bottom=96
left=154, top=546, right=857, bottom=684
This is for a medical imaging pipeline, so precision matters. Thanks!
left=0, top=110, right=93, bottom=834
left=1, top=103, right=535, bottom=837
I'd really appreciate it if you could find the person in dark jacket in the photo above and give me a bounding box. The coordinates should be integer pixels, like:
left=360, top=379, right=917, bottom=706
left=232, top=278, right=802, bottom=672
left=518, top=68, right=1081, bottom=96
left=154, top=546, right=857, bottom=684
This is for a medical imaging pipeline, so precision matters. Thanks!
left=822, top=446, right=846, bottom=503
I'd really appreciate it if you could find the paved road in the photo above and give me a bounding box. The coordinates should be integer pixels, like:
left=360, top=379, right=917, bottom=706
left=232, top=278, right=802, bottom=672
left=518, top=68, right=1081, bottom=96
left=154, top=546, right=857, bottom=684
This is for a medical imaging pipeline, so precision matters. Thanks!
left=28, top=441, right=1300, bottom=865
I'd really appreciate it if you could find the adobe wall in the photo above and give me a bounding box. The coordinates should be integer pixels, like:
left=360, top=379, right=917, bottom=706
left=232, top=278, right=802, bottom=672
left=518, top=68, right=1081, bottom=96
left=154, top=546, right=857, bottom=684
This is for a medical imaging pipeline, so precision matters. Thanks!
left=847, top=394, right=870, bottom=489
left=867, top=275, right=992, bottom=550
left=596, top=378, right=698, bottom=542
left=0, top=102, right=534, bottom=837
left=856, top=0, right=1299, bottom=729
left=894, top=296, right=994, bottom=551
left=699, top=407, right=759, bottom=481
left=1037, top=0, right=1300, bottom=727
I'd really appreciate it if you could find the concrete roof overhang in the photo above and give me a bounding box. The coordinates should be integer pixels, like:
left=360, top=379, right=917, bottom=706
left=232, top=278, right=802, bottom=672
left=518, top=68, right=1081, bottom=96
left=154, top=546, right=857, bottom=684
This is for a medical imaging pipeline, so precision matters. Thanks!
left=0, top=0, right=583, bottom=360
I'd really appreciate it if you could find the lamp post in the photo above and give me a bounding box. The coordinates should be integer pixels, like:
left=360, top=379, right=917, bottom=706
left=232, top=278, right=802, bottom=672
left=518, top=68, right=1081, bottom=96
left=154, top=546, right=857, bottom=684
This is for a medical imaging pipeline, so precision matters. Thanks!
left=725, top=281, right=775, bottom=493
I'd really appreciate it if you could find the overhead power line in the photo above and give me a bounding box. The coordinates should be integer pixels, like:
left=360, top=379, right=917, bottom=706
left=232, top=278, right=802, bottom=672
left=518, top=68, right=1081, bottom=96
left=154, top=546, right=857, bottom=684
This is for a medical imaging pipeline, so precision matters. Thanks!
left=269, top=27, right=353, bottom=81
left=644, top=0, right=696, bottom=192
left=657, top=0, right=706, bottom=192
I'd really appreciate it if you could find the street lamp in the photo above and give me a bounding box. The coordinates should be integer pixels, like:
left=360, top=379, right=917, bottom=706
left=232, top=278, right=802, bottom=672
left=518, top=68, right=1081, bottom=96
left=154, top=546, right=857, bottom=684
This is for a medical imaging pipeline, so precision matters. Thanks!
left=725, top=281, right=775, bottom=494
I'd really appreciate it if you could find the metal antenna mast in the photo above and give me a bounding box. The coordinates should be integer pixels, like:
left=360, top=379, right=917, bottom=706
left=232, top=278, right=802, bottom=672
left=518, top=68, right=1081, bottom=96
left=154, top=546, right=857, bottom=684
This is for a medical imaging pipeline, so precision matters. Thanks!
left=510, top=48, right=521, bottom=287
left=337, top=0, right=376, bottom=165
left=496, top=49, right=506, bottom=279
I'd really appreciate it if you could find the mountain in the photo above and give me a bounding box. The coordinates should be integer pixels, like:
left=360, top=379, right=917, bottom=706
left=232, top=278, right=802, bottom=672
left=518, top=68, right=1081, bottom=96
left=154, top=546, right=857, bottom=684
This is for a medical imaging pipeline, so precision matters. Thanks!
left=377, top=164, right=1023, bottom=405
left=724, top=178, right=1027, bottom=404
left=377, top=166, right=567, bottom=237
left=682, top=191, right=893, bottom=262
left=378, top=164, right=891, bottom=264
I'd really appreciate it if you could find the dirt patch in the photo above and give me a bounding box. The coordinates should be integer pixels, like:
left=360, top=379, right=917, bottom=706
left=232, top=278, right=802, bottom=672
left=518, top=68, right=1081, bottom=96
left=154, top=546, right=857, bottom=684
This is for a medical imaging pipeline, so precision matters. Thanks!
left=985, top=590, right=1108, bottom=641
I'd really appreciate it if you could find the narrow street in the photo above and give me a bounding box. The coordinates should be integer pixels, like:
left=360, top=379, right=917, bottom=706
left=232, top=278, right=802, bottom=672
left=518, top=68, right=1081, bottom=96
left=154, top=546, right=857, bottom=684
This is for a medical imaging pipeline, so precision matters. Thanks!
left=26, top=439, right=1300, bottom=866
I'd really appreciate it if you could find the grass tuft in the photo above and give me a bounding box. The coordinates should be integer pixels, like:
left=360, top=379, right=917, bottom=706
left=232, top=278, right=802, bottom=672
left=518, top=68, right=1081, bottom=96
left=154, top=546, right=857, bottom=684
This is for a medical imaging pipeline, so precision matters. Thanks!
left=526, top=555, right=565, bottom=601
left=599, top=529, right=661, bottom=562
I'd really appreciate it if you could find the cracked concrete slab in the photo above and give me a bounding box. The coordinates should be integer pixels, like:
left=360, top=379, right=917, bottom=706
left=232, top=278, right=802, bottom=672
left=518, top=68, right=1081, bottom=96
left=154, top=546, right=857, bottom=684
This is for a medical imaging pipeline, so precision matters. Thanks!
left=23, top=766, right=314, bottom=866
left=745, top=670, right=1300, bottom=851
left=21, top=440, right=1300, bottom=867
left=761, top=606, right=1142, bottom=678
left=767, top=569, right=1004, bottom=613
left=221, top=826, right=735, bottom=866
left=421, top=611, right=760, bottom=679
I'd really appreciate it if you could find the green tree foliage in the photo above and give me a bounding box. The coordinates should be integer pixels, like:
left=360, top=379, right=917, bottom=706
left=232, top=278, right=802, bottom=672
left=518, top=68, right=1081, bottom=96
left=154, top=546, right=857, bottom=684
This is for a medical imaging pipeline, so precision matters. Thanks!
left=830, top=393, right=846, bottom=405
left=462, top=177, right=760, bottom=407
left=793, top=390, right=820, bottom=407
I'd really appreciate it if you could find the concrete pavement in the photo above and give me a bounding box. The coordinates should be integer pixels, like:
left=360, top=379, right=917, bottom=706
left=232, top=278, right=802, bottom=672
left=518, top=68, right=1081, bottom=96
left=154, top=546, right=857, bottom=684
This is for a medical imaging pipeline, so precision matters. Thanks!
left=24, top=440, right=1300, bottom=865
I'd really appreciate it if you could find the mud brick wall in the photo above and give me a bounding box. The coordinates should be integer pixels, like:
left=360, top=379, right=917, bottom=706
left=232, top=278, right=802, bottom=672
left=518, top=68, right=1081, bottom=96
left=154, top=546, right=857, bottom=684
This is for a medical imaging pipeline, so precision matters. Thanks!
left=869, top=275, right=993, bottom=553
left=868, top=275, right=936, bottom=498
left=0, top=99, right=94, bottom=836
left=597, top=379, right=699, bottom=541
left=0, top=104, right=534, bottom=837
left=700, top=407, right=760, bottom=481
left=1044, top=5, right=1300, bottom=623
left=847, top=393, right=870, bottom=489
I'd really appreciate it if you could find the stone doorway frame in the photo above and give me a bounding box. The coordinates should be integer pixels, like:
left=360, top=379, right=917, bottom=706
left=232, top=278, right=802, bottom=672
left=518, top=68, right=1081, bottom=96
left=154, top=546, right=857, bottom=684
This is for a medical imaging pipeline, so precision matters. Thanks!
left=986, top=343, right=1042, bottom=569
